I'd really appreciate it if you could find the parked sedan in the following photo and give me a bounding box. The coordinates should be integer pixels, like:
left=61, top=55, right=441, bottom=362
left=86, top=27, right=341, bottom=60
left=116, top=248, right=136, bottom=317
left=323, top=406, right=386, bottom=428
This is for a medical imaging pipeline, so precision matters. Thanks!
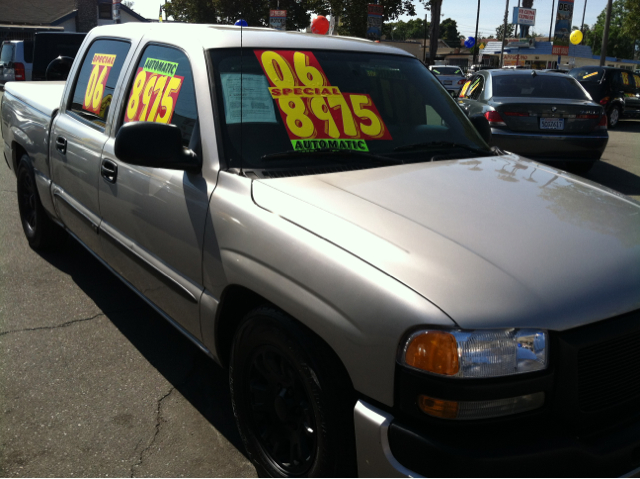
left=457, top=69, right=608, bottom=174
left=428, top=65, right=467, bottom=96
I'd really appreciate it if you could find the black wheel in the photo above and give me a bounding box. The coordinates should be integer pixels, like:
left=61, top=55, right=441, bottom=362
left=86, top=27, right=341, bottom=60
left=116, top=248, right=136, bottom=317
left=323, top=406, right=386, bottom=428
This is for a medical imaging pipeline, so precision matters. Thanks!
left=230, top=307, right=356, bottom=477
left=608, top=105, right=621, bottom=128
left=565, top=161, right=596, bottom=176
left=16, top=155, right=66, bottom=250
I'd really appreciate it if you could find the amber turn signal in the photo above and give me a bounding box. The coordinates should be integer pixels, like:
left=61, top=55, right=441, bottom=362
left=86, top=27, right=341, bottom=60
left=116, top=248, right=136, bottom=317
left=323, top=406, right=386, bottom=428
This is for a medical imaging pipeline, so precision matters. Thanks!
left=404, top=331, right=459, bottom=375
left=418, top=395, right=459, bottom=419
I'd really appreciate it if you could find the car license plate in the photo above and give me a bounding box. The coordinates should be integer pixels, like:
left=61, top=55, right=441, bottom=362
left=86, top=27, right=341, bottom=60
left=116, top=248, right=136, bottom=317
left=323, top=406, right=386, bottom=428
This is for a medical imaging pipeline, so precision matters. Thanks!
left=540, top=118, right=564, bottom=130
left=443, top=80, right=452, bottom=85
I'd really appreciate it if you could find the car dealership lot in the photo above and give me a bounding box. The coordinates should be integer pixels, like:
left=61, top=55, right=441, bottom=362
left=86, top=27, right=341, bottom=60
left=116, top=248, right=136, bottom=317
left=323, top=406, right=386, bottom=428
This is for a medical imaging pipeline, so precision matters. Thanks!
left=0, top=85, right=638, bottom=476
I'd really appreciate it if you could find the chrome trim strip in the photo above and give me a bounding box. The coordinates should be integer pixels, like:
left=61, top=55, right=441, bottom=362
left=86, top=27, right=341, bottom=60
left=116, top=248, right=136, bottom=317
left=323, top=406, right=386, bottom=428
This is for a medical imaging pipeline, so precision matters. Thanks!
left=491, top=129, right=608, bottom=140
left=65, top=228, right=213, bottom=358
left=99, top=221, right=200, bottom=304
left=51, top=184, right=100, bottom=232
left=354, top=400, right=421, bottom=478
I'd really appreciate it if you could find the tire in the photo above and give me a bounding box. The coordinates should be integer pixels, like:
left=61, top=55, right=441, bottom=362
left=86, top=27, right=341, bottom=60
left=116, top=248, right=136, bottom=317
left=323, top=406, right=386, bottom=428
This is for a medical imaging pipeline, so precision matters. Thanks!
left=230, top=307, right=356, bottom=478
left=608, top=105, right=621, bottom=128
left=565, top=161, right=596, bottom=176
left=16, top=155, right=66, bottom=250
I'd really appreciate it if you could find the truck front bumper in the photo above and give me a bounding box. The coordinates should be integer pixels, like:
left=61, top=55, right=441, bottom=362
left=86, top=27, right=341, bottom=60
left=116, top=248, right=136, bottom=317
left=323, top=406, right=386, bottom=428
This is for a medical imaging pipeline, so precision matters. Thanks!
left=354, top=400, right=640, bottom=478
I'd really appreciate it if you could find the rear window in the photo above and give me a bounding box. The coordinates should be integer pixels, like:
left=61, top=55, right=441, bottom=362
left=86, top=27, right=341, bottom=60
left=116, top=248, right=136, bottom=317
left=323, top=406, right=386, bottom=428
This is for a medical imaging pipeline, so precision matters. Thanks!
left=570, top=67, right=604, bottom=83
left=1, top=43, right=14, bottom=65
left=432, top=67, right=463, bottom=76
left=492, top=74, right=589, bottom=100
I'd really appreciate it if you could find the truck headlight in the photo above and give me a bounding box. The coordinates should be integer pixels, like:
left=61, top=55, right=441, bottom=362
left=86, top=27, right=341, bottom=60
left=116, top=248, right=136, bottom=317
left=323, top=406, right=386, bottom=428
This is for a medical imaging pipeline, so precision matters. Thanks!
left=401, top=328, right=548, bottom=378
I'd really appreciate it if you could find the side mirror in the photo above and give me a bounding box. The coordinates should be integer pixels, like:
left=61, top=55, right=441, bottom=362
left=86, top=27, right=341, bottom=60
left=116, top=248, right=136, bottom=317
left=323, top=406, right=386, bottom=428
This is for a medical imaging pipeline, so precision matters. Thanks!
left=115, top=122, right=201, bottom=172
left=45, top=56, right=74, bottom=81
left=469, top=114, right=492, bottom=144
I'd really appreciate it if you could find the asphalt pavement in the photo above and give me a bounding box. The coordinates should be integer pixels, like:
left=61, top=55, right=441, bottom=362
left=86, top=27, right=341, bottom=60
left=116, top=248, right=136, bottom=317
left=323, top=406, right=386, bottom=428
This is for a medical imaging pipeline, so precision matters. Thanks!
left=0, top=87, right=639, bottom=477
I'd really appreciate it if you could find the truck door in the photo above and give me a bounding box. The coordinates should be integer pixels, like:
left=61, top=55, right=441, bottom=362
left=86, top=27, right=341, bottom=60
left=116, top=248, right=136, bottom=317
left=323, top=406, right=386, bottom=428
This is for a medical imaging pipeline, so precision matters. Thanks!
left=49, top=39, right=131, bottom=253
left=98, top=44, right=207, bottom=340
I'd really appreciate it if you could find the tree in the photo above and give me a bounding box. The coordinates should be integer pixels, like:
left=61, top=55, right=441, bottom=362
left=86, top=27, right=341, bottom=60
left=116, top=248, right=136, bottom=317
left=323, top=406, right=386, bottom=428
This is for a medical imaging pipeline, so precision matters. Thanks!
left=383, top=18, right=428, bottom=40
left=439, top=18, right=460, bottom=46
left=623, top=0, right=640, bottom=42
left=588, top=0, right=635, bottom=60
left=495, top=23, right=515, bottom=42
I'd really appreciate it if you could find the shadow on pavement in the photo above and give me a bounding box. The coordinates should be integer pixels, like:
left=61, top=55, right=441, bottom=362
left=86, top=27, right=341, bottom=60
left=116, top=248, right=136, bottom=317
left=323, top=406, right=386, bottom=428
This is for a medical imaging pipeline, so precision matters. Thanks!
left=36, top=237, right=249, bottom=461
left=586, top=161, right=640, bottom=197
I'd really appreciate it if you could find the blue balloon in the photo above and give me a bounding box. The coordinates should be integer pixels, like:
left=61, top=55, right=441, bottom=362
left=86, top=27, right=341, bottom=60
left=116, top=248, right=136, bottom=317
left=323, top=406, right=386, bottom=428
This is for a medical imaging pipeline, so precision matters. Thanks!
left=466, top=36, right=476, bottom=48
left=235, top=19, right=248, bottom=26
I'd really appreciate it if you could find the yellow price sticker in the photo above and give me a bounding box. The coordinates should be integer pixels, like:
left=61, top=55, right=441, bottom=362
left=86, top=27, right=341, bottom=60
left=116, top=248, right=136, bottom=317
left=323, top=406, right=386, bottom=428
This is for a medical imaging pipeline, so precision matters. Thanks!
left=83, top=53, right=116, bottom=116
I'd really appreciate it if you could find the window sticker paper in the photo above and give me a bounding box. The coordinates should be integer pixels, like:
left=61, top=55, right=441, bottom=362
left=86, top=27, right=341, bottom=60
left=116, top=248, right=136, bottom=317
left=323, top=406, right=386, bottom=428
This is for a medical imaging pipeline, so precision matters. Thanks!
left=220, top=73, right=277, bottom=124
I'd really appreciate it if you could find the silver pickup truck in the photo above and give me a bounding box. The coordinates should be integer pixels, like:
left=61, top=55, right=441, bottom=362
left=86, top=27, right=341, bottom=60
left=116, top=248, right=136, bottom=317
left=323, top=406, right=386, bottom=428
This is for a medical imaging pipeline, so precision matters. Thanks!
left=3, top=23, right=640, bottom=478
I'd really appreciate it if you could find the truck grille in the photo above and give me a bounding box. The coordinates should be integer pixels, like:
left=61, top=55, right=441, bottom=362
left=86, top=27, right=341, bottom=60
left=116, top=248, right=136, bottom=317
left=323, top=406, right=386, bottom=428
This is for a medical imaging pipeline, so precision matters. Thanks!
left=578, top=328, right=640, bottom=413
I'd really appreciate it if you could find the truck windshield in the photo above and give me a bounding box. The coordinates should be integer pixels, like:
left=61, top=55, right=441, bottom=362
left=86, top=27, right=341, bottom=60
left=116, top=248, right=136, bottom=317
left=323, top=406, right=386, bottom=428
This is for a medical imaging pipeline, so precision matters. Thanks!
left=209, top=48, right=490, bottom=171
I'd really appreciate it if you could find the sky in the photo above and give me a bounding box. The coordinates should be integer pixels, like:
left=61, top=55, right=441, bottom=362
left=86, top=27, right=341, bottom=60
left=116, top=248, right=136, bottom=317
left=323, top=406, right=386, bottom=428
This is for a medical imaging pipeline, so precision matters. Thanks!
left=128, top=0, right=610, bottom=39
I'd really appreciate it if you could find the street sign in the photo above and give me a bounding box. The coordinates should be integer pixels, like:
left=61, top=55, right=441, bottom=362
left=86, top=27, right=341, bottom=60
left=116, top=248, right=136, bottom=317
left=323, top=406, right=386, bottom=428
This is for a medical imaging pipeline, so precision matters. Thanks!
left=552, top=0, right=574, bottom=56
left=269, top=10, right=287, bottom=31
left=367, top=4, right=383, bottom=41
left=512, top=7, right=536, bottom=26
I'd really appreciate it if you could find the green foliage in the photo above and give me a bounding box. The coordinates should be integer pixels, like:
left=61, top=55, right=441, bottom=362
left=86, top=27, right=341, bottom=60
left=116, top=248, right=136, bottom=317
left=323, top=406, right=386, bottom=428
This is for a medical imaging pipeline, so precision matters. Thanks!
left=623, top=0, right=640, bottom=40
left=587, top=0, right=635, bottom=60
left=439, top=18, right=461, bottom=46
left=495, top=23, right=515, bottom=41
left=383, top=18, right=428, bottom=40
left=163, top=0, right=310, bottom=30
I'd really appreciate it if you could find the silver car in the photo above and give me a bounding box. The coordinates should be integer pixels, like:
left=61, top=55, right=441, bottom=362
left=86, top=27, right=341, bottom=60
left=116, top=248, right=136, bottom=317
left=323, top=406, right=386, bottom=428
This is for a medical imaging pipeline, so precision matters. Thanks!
left=428, top=65, right=466, bottom=95
left=3, top=23, right=640, bottom=478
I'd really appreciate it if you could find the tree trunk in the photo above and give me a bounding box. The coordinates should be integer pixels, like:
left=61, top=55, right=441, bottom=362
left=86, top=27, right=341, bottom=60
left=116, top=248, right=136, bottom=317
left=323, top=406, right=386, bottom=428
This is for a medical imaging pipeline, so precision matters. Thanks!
left=428, top=0, right=442, bottom=65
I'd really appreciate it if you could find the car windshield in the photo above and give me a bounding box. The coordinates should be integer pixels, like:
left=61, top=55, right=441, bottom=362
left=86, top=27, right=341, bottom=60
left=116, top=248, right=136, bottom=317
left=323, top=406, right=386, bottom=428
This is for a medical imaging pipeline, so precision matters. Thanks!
left=492, top=74, right=590, bottom=100
left=569, top=67, right=605, bottom=83
left=209, top=48, right=489, bottom=171
left=432, top=67, right=463, bottom=76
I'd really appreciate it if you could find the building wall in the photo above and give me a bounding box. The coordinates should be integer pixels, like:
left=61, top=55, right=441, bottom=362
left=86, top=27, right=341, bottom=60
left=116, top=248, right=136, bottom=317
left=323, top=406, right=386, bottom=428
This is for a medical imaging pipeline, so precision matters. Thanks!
left=58, top=17, right=77, bottom=33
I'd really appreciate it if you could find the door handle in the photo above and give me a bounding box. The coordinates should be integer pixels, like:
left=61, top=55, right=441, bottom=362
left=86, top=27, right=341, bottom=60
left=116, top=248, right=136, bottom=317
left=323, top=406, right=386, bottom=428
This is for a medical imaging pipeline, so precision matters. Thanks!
left=55, top=136, right=67, bottom=154
left=101, top=158, right=118, bottom=183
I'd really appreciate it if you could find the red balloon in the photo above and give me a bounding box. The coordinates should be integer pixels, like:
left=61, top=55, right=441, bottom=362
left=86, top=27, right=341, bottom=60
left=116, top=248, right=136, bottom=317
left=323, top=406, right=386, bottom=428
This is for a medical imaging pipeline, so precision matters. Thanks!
left=311, top=16, right=330, bottom=35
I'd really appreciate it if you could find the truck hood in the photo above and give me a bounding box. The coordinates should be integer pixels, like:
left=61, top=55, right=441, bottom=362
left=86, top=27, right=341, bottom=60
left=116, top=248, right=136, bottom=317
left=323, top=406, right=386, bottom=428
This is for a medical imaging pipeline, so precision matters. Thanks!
left=252, top=155, right=640, bottom=331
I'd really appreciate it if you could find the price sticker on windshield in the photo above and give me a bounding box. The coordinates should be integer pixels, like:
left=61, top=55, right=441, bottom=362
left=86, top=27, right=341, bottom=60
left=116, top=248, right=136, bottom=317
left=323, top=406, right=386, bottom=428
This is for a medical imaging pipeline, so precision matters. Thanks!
left=124, top=57, right=184, bottom=124
left=83, top=53, right=116, bottom=115
left=255, top=50, right=391, bottom=151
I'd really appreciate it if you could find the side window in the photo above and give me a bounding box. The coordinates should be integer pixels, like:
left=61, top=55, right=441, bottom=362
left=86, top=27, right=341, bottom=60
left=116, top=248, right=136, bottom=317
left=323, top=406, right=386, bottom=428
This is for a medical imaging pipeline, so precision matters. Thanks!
left=69, top=39, right=131, bottom=128
left=121, top=44, right=197, bottom=146
left=467, top=75, right=484, bottom=100
left=633, top=74, right=640, bottom=92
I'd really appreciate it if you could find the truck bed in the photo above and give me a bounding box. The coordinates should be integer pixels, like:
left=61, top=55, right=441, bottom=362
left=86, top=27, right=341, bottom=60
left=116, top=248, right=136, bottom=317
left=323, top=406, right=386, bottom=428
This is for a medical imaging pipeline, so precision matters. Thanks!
left=4, top=81, right=65, bottom=117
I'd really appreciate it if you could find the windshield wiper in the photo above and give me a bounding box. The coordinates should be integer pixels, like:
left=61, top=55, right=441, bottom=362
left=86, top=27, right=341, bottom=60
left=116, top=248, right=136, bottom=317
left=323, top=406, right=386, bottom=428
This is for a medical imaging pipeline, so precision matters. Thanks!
left=393, top=141, right=493, bottom=157
left=261, top=148, right=404, bottom=165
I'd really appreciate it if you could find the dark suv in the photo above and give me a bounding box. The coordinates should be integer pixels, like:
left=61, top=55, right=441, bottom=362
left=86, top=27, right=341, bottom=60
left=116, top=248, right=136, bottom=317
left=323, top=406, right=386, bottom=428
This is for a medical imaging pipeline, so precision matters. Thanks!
left=570, top=66, right=640, bottom=128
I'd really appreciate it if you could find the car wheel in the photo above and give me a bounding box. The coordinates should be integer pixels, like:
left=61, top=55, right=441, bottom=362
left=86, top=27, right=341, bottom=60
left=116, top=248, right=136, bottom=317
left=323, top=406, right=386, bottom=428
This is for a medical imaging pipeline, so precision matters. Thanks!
left=230, top=307, right=356, bottom=477
left=565, top=161, right=596, bottom=176
left=16, top=155, right=66, bottom=250
left=608, top=105, right=621, bottom=128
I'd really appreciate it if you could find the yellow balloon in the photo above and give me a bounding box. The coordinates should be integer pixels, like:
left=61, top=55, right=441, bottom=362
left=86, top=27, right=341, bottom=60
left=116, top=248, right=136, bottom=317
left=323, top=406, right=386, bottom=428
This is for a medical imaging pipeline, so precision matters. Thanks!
left=570, top=30, right=583, bottom=45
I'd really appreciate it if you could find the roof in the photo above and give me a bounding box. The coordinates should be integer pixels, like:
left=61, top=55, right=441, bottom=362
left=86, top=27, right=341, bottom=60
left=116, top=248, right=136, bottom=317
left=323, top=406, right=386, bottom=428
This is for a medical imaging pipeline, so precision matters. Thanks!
left=91, top=23, right=417, bottom=56
left=0, top=0, right=77, bottom=26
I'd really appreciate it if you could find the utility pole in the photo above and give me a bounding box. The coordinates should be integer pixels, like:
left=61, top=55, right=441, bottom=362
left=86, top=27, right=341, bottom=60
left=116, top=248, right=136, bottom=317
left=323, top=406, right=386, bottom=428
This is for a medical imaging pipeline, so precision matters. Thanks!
left=500, top=0, right=509, bottom=67
left=580, top=0, right=588, bottom=44
left=599, top=0, right=613, bottom=66
left=515, top=0, right=520, bottom=38
left=473, top=0, right=480, bottom=65
left=549, top=0, right=555, bottom=41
